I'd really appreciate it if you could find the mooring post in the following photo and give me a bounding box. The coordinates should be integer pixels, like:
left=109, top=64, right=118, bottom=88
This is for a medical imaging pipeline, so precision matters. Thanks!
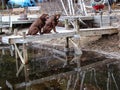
left=22, top=32, right=30, bottom=90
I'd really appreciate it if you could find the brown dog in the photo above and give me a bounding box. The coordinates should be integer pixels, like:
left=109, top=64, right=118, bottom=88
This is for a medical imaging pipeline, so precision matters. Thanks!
left=41, top=14, right=60, bottom=34
left=27, top=13, right=49, bottom=35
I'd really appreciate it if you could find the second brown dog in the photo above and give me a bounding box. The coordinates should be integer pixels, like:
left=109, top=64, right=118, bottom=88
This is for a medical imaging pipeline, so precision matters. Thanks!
left=41, top=14, right=60, bottom=34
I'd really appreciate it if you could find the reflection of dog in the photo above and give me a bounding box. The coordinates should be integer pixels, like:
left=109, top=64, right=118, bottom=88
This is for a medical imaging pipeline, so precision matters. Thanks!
left=42, top=14, right=60, bottom=34
left=27, top=14, right=49, bottom=35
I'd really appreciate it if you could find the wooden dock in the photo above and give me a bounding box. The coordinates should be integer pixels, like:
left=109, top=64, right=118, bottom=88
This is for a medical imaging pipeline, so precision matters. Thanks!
left=1, top=26, right=118, bottom=44
left=1, top=15, right=94, bottom=31
left=1, top=14, right=119, bottom=90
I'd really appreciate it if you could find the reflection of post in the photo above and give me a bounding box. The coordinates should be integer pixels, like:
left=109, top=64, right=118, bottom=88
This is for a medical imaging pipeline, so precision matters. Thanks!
left=72, top=34, right=82, bottom=89
left=70, top=37, right=82, bottom=68
left=22, top=32, right=30, bottom=90
left=67, top=75, right=72, bottom=90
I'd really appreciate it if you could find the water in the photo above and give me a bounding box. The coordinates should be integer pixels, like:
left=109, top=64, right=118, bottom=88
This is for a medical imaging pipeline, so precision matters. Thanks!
left=0, top=47, right=120, bottom=90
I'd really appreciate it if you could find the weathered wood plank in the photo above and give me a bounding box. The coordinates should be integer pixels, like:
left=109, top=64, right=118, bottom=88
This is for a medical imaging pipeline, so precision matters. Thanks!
left=9, top=32, right=76, bottom=44
left=79, top=26, right=118, bottom=36
left=2, top=26, right=118, bottom=44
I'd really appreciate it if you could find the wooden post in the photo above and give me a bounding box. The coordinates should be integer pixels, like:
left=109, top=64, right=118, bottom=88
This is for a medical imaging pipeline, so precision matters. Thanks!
left=74, top=18, right=79, bottom=32
left=22, top=32, right=30, bottom=90
left=14, top=29, right=18, bottom=36
left=0, top=28, right=2, bottom=33
left=65, top=19, right=70, bottom=30
left=64, top=37, right=70, bottom=66
left=15, top=44, right=19, bottom=72
left=73, top=18, right=82, bottom=69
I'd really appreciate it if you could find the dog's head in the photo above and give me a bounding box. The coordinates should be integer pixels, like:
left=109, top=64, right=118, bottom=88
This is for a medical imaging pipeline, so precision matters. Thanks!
left=40, top=13, right=49, bottom=21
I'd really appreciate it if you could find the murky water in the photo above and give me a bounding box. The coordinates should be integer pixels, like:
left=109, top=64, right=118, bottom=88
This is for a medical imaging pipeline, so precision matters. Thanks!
left=0, top=46, right=120, bottom=90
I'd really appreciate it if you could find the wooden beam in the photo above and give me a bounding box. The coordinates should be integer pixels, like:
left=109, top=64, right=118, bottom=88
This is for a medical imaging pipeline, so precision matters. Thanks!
left=65, top=19, right=70, bottom=29
left=14, top=43, right=25, bottom=64
left=9, top=32, right=75, bottom=44
left=79, top=26, right=118, bottom=37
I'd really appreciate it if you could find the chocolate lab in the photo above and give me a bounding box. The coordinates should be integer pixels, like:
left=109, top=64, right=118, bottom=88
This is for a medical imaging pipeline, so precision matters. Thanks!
left=41, top=14, right=60, bottom=34
left=27, top=13, right=49, bottom=35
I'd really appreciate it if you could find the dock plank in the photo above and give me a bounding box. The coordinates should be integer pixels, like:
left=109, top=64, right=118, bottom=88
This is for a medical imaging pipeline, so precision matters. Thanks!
left=1, top=26, right=118, bottom=44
